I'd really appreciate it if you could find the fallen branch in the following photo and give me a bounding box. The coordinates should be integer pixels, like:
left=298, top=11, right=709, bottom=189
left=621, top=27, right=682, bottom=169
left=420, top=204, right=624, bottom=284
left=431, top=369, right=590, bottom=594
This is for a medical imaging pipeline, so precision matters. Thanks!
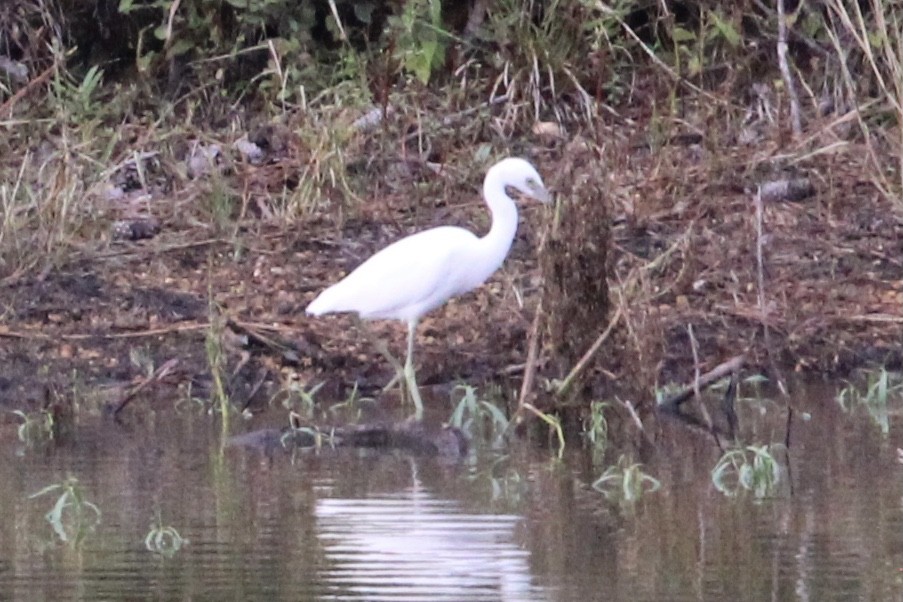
left=0, top=322, right=208, bottom=341
left=656, top=354, right=747, bottom=413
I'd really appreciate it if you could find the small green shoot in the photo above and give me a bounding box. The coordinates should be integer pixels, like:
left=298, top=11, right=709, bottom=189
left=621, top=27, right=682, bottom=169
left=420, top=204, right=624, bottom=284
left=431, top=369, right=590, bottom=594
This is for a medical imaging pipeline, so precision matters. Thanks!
left=204, top=297, right=231, bottom=419
left=30, top=477, right=101, bottom=546
left=280, top=379, right=326, bottom=417
left=50, top=63, right=105, bottom=121
left=327, top=382, right=376, bottom=420
left=711, top=444, right=783, bottom=499
left=583, top=401, right=609, bottom=448
left=145, top=514, right=188, bottom=558
left=592, top=455, right=661, bottom=504
left=836, top=368, right=903, bottom=435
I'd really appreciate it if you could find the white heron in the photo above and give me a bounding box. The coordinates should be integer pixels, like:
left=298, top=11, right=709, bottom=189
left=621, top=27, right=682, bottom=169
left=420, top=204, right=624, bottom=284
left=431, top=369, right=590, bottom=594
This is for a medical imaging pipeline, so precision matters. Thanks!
left=306, top=157, right=550, bottom=417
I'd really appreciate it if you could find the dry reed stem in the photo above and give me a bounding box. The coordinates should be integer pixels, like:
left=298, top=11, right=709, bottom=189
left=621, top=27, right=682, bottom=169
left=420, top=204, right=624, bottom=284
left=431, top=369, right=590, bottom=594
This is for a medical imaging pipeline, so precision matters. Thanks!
left=686, top=323, right=714, bottom=431
left=777, top=0, right=802, bottom=137
left=516, top=297, right=543, bottom=411
left=824, top=0, right=903, bottom=209
left=754, top=186, right=788, bottom=397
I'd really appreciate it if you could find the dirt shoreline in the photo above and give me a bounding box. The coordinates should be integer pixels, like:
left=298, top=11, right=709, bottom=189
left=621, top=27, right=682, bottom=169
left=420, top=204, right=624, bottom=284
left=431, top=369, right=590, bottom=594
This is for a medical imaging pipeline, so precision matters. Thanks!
left=0, top=172, right=899, bottom=418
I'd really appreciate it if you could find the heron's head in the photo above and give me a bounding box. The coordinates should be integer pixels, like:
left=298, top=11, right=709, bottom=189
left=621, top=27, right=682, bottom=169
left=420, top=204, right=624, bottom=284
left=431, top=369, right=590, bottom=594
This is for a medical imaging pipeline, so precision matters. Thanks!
left=492, top=157, right=551, bottom=204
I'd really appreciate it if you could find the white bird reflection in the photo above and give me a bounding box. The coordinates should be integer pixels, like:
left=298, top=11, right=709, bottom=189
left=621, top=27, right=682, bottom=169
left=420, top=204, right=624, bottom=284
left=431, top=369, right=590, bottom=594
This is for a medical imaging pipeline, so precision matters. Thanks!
left=315, top=463, right=548, bottom=601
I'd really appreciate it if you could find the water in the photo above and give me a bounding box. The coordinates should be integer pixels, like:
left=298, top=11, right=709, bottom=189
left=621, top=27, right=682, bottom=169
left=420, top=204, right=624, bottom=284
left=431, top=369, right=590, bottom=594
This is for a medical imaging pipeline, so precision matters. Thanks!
left=0, top=386, right=901, bottom=601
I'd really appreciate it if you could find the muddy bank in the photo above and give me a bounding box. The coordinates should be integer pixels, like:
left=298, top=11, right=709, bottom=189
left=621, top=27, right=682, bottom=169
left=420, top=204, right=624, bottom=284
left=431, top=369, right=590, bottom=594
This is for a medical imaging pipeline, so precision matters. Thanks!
left=1, top=120, right=901, bottom=417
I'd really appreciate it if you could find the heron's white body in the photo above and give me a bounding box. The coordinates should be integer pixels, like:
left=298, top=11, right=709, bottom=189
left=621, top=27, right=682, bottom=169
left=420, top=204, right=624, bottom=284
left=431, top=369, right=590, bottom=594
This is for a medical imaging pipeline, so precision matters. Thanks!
left=306, top=227, right=486, bottom=323
left=306, top=157, right=542, bottom=324
left=306, top=157, right=549, bottom=416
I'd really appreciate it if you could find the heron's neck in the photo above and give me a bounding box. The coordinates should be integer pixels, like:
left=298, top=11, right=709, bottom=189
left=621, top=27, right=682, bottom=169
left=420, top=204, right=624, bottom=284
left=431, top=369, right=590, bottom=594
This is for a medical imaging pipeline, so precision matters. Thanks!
left=478, top=174, right=519, bottom=270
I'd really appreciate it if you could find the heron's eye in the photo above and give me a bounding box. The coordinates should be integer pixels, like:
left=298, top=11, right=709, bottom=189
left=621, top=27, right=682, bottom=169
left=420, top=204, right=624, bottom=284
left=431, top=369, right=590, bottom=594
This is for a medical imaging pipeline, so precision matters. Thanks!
left=525, top=178, right=537, bottom=189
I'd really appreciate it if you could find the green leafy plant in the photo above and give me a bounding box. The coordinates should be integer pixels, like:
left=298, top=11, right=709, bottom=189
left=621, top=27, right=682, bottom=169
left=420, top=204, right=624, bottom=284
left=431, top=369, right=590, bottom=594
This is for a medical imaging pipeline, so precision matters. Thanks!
left=592, top=455, right=661, bottom=504
left=49, top=62, right=105, bottom=122
left=389, top=0, right=449, bottom=84
left=30, top=477, right=102, bottom=546
left=668, top=7, right=742, bottom=80
left=711, top=444, right=783, bottom=499
left=449, top=384, right=509, bottom=444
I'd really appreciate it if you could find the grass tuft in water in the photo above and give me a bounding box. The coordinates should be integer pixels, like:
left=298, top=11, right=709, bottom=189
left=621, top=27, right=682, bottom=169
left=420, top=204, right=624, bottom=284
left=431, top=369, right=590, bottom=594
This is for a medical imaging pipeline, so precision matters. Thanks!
left=13, top=409, right=56, bottom=445
left=711, top=444, right=783, bottom=499
left=449, top=384, right=509, bottom=446
left=29, top=476, right=102, bottom=546
left=278, top=379, right=326, bottom=417
left=145, top=513, right=188, bottom=558
left=592, top=455, right=661, bottom=505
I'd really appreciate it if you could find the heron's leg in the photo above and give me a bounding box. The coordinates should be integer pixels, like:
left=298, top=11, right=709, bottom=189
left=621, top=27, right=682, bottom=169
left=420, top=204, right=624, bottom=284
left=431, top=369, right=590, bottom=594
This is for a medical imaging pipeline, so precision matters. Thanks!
left=404, top=320, right=424, bottom=418
left=353, top=317, right=406, bottom=397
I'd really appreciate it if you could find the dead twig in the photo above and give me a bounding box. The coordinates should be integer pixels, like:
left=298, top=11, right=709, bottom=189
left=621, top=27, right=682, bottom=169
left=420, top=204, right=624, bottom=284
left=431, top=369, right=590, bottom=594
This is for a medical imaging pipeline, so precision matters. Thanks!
left=555, top=304, right=623, bottom=398
left=0, top=63, right=55, bottom=118
left=111, top=358, right=181, bottom=417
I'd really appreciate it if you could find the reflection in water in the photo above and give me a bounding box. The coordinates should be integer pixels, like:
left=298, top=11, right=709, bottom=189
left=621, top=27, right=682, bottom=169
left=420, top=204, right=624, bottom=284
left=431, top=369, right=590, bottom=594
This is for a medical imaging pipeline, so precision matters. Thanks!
left=315, top=461, right=546, bottom=601
left=0, top=384, right=902, bottom=601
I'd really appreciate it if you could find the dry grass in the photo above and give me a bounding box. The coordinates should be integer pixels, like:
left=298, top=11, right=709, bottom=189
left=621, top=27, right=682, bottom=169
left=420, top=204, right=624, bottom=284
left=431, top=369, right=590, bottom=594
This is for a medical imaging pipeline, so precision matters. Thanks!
left=823, top=0, right=903, bottom=211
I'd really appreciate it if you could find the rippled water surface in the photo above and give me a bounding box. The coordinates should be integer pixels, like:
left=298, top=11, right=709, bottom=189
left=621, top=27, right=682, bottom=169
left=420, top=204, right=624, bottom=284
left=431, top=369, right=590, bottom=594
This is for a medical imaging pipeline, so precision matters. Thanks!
left=1, top=385, right=901, bottom=601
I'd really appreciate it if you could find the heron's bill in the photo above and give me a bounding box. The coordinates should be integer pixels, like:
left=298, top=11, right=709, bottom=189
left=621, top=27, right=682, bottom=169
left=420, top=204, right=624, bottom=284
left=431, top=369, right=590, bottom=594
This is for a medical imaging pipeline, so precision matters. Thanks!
left=530, top=184, right=551, bottom=204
